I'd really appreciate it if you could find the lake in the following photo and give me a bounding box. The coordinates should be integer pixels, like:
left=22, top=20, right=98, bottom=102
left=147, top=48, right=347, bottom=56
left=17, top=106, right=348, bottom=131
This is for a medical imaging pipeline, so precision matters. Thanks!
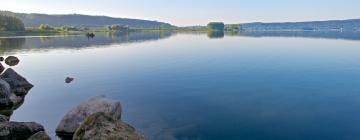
left=1, top=31, right=360, bottom=140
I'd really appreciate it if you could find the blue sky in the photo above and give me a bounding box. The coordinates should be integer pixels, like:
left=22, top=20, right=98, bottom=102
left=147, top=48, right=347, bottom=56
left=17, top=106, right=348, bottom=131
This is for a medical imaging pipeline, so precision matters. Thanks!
left=1, top=0, right=359, bottom=26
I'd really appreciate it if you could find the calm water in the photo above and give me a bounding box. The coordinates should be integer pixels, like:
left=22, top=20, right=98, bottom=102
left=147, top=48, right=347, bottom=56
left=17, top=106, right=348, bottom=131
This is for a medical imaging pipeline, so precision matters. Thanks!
left=2, top=31, right=360, bottom=140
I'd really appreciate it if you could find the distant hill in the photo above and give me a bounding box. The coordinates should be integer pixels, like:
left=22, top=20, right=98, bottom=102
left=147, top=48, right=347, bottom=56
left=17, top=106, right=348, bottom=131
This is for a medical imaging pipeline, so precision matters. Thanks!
left=239, top=19, right=360, bottom=31
left=0, top=11, right=176, bottom=29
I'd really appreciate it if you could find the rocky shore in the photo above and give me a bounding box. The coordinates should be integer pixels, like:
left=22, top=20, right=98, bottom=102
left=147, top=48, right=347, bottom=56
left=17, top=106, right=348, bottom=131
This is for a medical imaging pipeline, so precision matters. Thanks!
left=0, top=56, right=146, bottom=140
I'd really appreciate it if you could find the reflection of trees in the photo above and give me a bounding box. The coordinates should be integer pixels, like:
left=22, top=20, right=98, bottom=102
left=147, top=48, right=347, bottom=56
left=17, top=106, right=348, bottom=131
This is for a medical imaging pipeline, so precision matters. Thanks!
left=39, top=37, right=53, bottom=43
left=0, top=32, right=173, bottom=54
left=107, top=32, right=129, bottom=41
left=207, top=31, right=224, bottom=39
left=0, top=38, right=25, bottom=55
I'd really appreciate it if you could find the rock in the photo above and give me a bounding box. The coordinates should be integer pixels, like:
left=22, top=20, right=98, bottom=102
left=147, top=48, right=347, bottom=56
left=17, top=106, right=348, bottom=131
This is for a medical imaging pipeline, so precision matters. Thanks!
left=0, top=109, right=13, bottom=117
left=56, top=96, right=121, bottom=139
left=0, top=121, right=44, bottom=140
left=0, top=114, right=9, bottom=122
left=86, top=33, right=95, bottom=38
left=73, top=112, right=146, bottom=140
left=9, top=93, right=25, bottom=110
left=0, top=57, right=4, bottom=62
left=27, top=131, right=51, bottom=140
left=0, top=79, right=13, bottom=109
left=65, top=77, right=74, bottom=84
left=1, top=68, right=34, bottom=96
left=0, top=63, right=4, bottom=74
left=5, top=56, right=20, bottom=66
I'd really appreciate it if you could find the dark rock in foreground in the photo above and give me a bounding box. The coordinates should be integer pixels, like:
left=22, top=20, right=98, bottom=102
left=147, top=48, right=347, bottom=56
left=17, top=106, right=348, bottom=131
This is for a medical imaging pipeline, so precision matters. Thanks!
left=73, top=112, right=146, bottom=140
left=27, top=131, right=51, bottom=140
left=0, top=79, right=13, bottom=109
left=0, top=114, right=9, bottom=122
left=5, top=56, right=20, bottom=66
left=0, top=63, right=4, bottom=74
left=56, top=96, right=122, bottom=139
left=1, top=68, right=34, bottom=97
left=0, top=65, right=47, bottom=140
left=0, top=121, right=44, bottom=140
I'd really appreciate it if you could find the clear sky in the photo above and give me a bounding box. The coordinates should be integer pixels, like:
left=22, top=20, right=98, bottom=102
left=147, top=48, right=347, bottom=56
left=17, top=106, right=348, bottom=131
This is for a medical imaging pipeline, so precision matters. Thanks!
left=1, top=0, right=359, bottom=26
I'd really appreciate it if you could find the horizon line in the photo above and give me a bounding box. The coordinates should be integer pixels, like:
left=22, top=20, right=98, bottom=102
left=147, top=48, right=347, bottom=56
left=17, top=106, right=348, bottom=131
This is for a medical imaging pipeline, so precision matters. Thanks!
left=2, top=10, right=359, bottom=27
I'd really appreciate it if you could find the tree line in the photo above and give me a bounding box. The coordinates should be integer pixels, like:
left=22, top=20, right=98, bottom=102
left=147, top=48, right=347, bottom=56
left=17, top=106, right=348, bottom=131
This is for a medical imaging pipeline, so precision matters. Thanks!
left=0, top=14, right=25, bottom=31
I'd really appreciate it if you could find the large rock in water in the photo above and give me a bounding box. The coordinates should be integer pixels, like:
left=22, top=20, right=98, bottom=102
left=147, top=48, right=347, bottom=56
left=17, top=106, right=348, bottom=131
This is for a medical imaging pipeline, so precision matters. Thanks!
left=1, top=68, right=33, bottom=96
left=73, top=112, right=146, bottom=140
left=27, top=131, right=51, bottom=140
left=56, top=96, right=122, bottom=139
left=0, top=121, right=44, bottom=140
left=0, top=79, right=13, bottom=109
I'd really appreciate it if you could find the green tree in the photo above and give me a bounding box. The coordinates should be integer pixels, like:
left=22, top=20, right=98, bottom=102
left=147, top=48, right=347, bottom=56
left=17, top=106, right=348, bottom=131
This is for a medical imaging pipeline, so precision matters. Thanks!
left=159, top=24, right=167, bottom=30
left=39, top=24, right=53, bottom=30
left=61, top=26, right=69, bottom=31
left=0, top=15, right=25, bottom=31
left=207, top=22, right=225, bottom=31
left=225, top=24, right=240, bottom=32
left=60, top=26, right=80, bottom=31
left=108, top=24, right=129, bottom=31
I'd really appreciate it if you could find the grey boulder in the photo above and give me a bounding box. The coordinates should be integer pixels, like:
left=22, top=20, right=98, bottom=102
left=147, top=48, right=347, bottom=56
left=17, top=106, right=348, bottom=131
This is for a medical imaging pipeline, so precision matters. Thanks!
left=0, top=121, right=44, bottom=140
left=0, top=78, right=13, bottom=109
left=0, top=114, right=9, bottom=122
left=5, top=56, right=20, bottom=66
left=1, top=68, right=33, bottom=96
left=0, top=63, right=4, bottom=74
left=73, top=112, right=146, bottom=140
left=56, top=96, right=122, bottom=139
left=27, top=131, right=51, bottom=140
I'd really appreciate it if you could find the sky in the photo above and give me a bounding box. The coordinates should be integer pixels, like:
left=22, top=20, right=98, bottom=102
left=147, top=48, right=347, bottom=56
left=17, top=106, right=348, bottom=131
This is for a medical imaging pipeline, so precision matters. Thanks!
left=0, top=0, right=359, bottom=26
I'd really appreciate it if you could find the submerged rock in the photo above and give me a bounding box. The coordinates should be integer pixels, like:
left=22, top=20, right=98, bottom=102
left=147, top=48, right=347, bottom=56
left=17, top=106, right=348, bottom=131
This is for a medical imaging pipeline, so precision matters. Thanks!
left=0, top=121, right=44, bottom=140
left=1, top=68, right=34, bottom=96
left=5, top=56, right=20, bottom=66
left=73, top=112, right=146, bottom=140
left=56, top=96, right=122, bottom=138
left=27, top=131, right=51, bottom=140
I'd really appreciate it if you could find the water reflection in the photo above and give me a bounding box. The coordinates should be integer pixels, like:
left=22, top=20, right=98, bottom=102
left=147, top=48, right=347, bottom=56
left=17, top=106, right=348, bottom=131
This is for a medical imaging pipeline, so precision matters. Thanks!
left=207, top=31, right=225, bottom=39
left=5, top=31, right=360, bottom=140
left=0, top=31, right=173, bottom=55
left=237, top=31, right=360, bottom=41
left=0, top=38, right=26, bottom=53
left=1, top=31, right=360, bottom=55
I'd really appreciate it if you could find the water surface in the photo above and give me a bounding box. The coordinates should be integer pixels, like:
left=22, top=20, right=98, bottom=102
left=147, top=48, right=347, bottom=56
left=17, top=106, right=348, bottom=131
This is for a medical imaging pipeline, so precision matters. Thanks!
left=1, top=31, right=360, bottom=140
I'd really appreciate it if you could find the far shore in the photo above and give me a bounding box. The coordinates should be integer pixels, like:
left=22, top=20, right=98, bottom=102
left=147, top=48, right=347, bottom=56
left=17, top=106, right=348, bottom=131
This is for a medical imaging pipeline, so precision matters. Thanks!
left=1, top=28, right=358, bottom=37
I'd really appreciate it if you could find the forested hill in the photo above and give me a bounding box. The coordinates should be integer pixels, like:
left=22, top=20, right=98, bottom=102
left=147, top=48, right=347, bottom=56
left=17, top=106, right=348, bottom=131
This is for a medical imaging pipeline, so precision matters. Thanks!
left=240, top=19, right=360, bottom=31
left=0, top=11, right=175, bottom=28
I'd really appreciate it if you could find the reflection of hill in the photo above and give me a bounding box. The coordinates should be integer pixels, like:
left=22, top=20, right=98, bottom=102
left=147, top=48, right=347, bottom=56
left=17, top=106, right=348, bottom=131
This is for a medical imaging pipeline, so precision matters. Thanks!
left=0, top=32, right=172, bottom=54
left=237, top=31, right=360, bottom=41
left=0, top=38, right=26, bottom=53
